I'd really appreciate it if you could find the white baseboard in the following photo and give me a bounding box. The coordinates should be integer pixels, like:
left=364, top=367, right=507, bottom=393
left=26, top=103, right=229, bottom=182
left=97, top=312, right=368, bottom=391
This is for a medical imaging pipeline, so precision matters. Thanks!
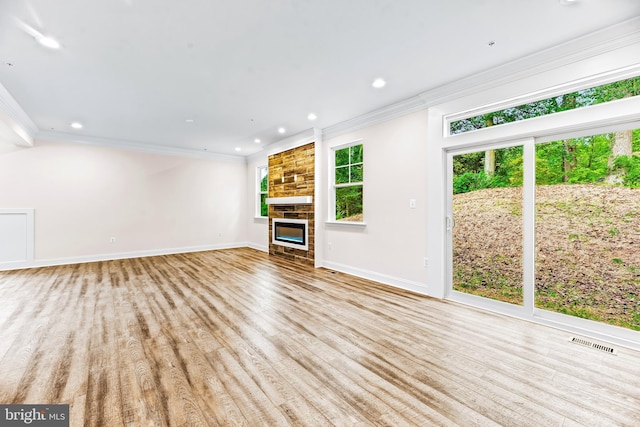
left=246, top=242, right=269, bottom=253
left=0, top=242, right=249, bottom=271
left=321, top=260, right=429, bottom=296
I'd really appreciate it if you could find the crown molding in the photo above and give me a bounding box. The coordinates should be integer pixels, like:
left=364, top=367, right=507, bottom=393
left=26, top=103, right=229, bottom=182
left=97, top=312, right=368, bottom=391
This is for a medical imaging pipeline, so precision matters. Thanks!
left=0, top=82, right=37, bottom=146
left=322, top=95, right=427, bottom=140
left=35, top=130, right=246, bottom=163
left=323, top=17, right=640, bottom=140
left=417, top=17, right=640, bottom=107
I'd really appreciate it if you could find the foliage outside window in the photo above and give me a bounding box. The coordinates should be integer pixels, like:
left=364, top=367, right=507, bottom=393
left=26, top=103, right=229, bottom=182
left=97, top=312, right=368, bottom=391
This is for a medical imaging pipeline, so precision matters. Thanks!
left=450, top=75, right=640, bottom=135
left=334, top=143, right=363, bottom=221
left=257, top=166, right=268, bottom=217
left=453, top=128, right=640, bottom=195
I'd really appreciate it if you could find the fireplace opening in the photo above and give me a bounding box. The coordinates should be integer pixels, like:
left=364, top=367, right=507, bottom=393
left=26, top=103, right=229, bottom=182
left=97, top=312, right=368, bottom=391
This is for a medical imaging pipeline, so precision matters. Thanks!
left=272, top=218, right=308, bottom=251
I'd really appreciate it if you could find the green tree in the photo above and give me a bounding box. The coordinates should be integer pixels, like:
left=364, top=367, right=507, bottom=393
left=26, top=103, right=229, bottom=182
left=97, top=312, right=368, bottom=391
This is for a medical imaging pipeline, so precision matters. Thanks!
left=595, top=79, right=640, bottom=183
left=260, top=174, right=268, bottom=216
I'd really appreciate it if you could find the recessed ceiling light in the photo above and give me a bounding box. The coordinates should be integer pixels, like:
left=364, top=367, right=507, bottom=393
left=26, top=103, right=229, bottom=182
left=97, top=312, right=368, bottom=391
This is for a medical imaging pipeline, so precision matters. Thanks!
left=559, top=0, right=579, bottom=5
left=278, top=127, right=286, bottom=134
left=14, top=19, right=61, bottom=50
left=235, top=147, right=242, bottom=152
left=307, top=113, right=317, bottom=121
left=372, top=78, right=386, bottom=89
left=185, top=119, right=194, bottom=123
left=70, top=122, right=83, bottom=129
left=254, top=138, right=261, bottom=143
left=38, top=36, right=61, bottom=49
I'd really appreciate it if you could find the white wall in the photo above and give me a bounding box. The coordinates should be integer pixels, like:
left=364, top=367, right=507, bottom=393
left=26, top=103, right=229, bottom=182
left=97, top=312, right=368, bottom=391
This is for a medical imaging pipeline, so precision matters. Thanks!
left=0, top=139, right=247, bottom=265
left=322, top=110, right=429, bottom=293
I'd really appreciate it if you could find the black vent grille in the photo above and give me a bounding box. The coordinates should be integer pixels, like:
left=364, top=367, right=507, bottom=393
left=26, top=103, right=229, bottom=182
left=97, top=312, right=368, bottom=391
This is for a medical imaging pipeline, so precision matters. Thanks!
left=569, top=337, right=617, bottom=355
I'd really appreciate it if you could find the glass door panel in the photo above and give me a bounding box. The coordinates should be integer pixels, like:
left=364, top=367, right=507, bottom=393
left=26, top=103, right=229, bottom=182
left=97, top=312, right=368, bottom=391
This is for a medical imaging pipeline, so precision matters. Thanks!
left=535, top=128, right=640, bottom=331
left=452, top=146, right=524, bottom=305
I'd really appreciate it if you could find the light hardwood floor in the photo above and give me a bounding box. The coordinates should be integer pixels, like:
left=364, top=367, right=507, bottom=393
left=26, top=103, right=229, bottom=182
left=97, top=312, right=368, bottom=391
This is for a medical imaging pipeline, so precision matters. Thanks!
left=0, top=248, right=639, bottom=426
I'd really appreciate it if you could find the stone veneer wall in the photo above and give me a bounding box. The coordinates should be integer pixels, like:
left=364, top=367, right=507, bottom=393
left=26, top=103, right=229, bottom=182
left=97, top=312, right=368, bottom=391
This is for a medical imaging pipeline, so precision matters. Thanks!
left=268, top=142, right=315, bottom=266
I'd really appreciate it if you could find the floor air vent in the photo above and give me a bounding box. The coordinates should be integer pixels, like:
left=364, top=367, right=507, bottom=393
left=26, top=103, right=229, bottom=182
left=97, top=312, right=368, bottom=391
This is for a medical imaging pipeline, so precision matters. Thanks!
left=569, top=337, right=617, bottom=355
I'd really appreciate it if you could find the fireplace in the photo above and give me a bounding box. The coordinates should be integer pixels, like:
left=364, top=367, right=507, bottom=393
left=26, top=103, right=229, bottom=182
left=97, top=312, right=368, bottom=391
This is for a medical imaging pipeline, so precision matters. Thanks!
left=272, top=218, right=308, bottom=251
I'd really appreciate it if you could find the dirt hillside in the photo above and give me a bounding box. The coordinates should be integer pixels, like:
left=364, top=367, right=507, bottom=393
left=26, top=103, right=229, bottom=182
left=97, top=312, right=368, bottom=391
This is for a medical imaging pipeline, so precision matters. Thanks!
left=453, top=184, right=640, bottom=330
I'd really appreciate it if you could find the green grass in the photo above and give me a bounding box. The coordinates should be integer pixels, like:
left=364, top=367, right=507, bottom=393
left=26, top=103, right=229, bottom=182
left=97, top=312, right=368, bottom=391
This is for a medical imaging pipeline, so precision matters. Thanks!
left=457, top=268, right=640, bottom=332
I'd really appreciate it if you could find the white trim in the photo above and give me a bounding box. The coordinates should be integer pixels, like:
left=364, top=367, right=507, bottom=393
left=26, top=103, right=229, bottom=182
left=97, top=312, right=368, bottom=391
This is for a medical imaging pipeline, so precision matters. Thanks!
left=266, top=196, right=312, bottom=205
left=313, top=127, right=324, bottom=268
left=322, top=260, right=428, bottom=296
left=449, top=291, right=528, bottom=319
left=0, top=208, right=34, bottom=268
left=449, top=292, right=640, bottom=352
left=335, top=182, right=363, bottom=189
left=533, top=308, right=640, bottom=352
left=522, top=139, right=536, bottom=312
left=36, top=130, right=246, bottom=162
left=323, top=96, right=427, bottom=140
left=246, top=242, right=268, bottom=253
left=422, top=17, right=640, bottom=109
left=247, top=128, right=317, bottom=160
left=535, top=119, right=640, bottom=145
left=256, top=165, right=268, bottom=217
left=444, top=137, right=531, bottom=301
left=330, top=140, right=364, bottom=222
left=324, top=220, right=367, bottom=228
left=443, top=96, right=640, bottom=150
left=0, top=242, right=247, bottom=271
left=0, top=82, right=38, bottom=145
left=331, top=138, right=364, bottom=151
left=272, top=218, right=309, bottom=251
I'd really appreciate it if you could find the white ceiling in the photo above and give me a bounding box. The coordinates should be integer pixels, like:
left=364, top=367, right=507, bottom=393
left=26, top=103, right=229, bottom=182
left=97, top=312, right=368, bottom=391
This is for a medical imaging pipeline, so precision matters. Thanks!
left=0, top=0, right=639, bottom=156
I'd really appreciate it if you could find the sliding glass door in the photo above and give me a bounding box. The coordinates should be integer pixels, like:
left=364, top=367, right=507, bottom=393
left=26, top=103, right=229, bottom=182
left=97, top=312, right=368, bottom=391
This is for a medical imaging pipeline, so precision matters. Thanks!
left=448, top=127, right=640, bottom=335
left=535, top=128, right=640, bottom=332
left=450, top=145, right=524, bottom=307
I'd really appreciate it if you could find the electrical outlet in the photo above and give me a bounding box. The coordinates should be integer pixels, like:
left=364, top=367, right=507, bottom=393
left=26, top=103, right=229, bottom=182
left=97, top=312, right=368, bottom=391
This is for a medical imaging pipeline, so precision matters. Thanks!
left=423, top=257, right=428, bottom=267
left=409, top=199, right=417, bottom=209
left=110, top=237, right=116, bottom=244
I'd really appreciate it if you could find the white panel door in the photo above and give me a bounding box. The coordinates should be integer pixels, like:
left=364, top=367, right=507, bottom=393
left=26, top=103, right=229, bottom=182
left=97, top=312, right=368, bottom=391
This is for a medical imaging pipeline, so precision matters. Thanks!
left=0, top=209, right=34, bottom=266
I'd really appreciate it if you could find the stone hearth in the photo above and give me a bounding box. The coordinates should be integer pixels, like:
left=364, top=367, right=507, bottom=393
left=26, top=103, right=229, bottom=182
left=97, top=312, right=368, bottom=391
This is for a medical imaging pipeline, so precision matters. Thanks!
left=268, top=142, right=315, bottom=266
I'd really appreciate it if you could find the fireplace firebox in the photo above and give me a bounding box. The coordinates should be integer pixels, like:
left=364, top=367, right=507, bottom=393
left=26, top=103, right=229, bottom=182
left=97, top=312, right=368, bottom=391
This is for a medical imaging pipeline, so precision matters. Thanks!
left=272, top=218, right=308, bottom=251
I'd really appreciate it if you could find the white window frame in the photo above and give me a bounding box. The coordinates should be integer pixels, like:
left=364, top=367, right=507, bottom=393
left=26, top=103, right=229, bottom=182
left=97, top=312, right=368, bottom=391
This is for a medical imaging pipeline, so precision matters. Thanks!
left=328, top=139, right=365, bottom=225
left=444, top=65, right=640, bottom=138
left=256, top=165, right=268, bottom=218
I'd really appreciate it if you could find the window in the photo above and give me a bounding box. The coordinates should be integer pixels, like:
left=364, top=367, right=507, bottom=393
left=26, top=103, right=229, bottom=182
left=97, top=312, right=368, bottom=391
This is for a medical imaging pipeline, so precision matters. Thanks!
left=332, top=142, right=364, bottom=222
left=257, top=166, right=268, bottom=217
left=450, top=75, right=640, bottom=135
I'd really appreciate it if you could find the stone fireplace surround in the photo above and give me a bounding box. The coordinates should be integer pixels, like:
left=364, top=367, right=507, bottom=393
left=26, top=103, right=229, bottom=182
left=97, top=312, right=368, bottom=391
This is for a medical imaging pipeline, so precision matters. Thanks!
left=267, top=142, right=315, bottom=266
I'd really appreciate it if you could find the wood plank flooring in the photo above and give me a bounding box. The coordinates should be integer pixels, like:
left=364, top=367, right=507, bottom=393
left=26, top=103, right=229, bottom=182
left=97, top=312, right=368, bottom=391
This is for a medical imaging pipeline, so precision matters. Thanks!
left=0, top=247, right=639, bottom=426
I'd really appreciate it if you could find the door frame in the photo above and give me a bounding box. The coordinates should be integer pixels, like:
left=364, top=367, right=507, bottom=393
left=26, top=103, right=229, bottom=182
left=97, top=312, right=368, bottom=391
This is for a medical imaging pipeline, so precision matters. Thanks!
left=445, top=138, right=534, bottom=319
